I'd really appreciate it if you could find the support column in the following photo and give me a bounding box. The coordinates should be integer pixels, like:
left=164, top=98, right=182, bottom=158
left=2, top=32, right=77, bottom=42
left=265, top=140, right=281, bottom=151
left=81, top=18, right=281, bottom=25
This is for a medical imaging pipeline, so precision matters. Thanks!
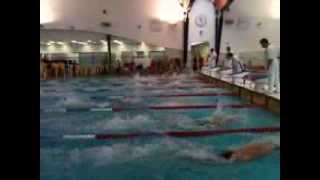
left=215, top=11, right=224, bottom=66
left=183, top=13, right=189, bottom=69
left=107, top=34, right=112, bottom=72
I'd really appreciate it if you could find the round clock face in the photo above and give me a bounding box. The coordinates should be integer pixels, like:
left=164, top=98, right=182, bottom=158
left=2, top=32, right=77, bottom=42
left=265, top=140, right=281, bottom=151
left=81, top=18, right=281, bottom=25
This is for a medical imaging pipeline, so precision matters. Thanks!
left=195, top=14, right=207, bottom=28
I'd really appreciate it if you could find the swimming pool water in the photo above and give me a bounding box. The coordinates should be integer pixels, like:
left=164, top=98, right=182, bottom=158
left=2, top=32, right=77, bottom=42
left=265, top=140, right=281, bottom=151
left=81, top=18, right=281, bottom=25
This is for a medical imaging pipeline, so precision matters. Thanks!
left=40, top=74, right=280, bottom=180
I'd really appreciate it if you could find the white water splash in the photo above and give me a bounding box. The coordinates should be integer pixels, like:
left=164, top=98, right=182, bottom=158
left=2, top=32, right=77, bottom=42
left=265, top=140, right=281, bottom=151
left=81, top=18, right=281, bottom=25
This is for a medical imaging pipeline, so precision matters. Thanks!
left=86, top=114, right=156, bottom=132
left=69, top=143, right=158, bottom=166
left=63, top=94, right=93, bottom=108
left=67, top=138, right=228, bottom=166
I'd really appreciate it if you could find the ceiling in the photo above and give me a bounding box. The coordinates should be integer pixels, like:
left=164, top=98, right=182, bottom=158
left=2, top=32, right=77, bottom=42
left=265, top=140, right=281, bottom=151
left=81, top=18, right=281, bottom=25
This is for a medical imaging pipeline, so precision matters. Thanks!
left=225, top=0, right=280, bottom=20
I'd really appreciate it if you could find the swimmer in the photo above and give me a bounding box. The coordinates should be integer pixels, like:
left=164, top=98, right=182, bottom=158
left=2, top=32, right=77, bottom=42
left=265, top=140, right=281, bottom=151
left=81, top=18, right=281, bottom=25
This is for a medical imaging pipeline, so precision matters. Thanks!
left=209, top=115, right=240, bottom=127
left=220, top=140, right=279, bottom=162
left=194, top=115, right=241, bottom=129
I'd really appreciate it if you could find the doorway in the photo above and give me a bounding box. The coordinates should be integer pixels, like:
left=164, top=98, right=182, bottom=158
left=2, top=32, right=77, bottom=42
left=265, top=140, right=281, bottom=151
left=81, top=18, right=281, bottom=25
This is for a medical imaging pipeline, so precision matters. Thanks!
left=191, top=42, right=210, bottom=72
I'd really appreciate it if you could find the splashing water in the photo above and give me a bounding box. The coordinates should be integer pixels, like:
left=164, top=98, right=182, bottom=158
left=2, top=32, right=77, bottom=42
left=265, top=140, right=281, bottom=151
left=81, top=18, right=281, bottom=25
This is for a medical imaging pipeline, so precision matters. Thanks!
left=158, top=101, right=188, bottom=107
left=63, top=94, right=93, bottom=108
left=68, top=143, right=157, bottom=166
left=85, top=114, right=156, bottom=132
left=67, top=138, right=227, bottom=167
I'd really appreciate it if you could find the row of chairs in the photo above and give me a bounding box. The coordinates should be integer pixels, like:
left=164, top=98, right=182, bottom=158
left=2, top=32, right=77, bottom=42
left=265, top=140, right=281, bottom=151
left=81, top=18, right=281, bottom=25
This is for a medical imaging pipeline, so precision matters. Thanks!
left=114, top=58, right=183, bottom=75
left=40, top=58, right=184, bottom=80
left=40, top=60, right=108, bottom=80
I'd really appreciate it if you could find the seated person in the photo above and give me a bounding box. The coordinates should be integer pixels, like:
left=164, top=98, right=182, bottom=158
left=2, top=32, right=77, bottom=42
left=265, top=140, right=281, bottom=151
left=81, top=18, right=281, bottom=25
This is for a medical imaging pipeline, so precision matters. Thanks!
left=212, top=53, right=233, bottom=79
left=221, top=53, right=233, bottom=70
left=231, top=53, right=245, bottom=74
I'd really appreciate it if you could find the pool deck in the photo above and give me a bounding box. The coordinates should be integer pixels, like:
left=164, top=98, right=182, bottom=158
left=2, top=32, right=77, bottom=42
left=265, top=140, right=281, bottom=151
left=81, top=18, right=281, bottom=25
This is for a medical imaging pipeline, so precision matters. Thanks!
left=199, top=71, right=280, bottom=115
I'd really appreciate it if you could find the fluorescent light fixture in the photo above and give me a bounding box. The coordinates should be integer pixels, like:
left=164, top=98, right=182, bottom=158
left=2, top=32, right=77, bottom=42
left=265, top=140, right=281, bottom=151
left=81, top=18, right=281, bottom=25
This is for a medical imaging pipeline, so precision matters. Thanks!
left=113, top=40, right=123, bottom=45
left=155, top=0, right=184, bottom=24
left=71, top=41, right=87, bottom=45
left=78, top=42, right=88, bottom=45
left=159, top=47, right=165, bottom=51
left=100, top=40, right=107, bottom=44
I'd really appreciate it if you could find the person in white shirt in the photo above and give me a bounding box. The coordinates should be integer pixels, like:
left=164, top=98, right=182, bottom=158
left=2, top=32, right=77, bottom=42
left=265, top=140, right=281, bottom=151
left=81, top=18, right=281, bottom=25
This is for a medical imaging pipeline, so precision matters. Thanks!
left=260, top=38, right=280, bottom=93
left=208, top=48, right=217, bottom=68
left=222, top=53, right=233, bottom=69
left=231, top=53, right=244, bottom=74
left=221, top=46, right=235, bottom=68
left=226, top=46, right=232, bottom=54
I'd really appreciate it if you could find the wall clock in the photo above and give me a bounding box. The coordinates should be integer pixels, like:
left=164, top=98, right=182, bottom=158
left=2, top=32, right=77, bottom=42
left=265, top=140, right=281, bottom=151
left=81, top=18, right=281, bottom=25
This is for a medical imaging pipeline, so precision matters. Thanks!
left=195, top=14, right=207, bottom=28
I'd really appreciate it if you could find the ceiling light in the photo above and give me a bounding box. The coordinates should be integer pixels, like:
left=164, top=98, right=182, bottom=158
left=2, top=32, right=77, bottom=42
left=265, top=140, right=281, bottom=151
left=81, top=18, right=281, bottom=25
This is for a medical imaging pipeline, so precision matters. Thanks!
left=113, top=40, right=123, bottom=44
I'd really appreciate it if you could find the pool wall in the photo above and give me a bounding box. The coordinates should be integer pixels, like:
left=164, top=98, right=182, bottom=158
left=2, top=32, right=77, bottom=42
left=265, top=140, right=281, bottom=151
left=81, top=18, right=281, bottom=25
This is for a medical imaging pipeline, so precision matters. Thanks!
left=199, top=73, right=280, bottom=115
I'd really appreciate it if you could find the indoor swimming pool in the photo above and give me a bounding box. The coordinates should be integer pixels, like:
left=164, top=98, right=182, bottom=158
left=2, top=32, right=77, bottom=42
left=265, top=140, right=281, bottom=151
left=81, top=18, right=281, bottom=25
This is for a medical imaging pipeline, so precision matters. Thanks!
left=40, top=74, right=280, bottom=180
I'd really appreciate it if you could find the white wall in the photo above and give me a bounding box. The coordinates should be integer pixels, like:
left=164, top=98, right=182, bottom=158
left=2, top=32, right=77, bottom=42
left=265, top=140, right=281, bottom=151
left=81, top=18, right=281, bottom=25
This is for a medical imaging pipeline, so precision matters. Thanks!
left=40, top=29, right=183, bottom=67
left=221, top=0, right=280, bottom=52
left=222, top=19, right=280, bottom=53
left=187, top=0, right=215, bottom=69
left=40, top=0, right=280, bottom=67
left=40, top=0, right=184, bottom=50
left=188, top=0, right=215, bottom=50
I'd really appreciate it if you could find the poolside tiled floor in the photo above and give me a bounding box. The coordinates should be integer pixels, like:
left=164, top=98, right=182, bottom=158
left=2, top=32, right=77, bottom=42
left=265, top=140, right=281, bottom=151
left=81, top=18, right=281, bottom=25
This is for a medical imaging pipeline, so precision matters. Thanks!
left=201, top=69, right=280, bottom=101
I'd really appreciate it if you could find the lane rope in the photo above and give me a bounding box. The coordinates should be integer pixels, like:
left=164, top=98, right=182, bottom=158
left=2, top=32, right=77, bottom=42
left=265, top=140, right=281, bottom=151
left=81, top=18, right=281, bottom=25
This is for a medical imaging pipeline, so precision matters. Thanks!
left=103, top=92, right=237, bottom=99
left=57, top=126, right=280, bottom=140
left=40, top=104, right=256, bottom=113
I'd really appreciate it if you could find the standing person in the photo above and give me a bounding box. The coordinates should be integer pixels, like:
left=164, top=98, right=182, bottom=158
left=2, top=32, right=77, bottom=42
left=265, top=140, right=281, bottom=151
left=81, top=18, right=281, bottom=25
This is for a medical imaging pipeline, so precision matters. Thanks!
left=208, top=48, right=217, bottom=68
left=129, top=60, right=135, bottom=73
left=199, top=56, right=204, bottom=70
left=226, top=46, right=232, bottom=54
left=40, top=57, right=44, bottom=79
left=259, top=38, right=280, bottom=93
left=193, top=55, right=198, bottom=72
